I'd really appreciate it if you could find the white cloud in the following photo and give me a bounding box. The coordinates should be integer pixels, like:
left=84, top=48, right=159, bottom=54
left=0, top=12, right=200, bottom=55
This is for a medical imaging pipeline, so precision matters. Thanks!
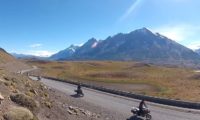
left=152, top=24, right=200, bottom=50
left=187, top=41, right=200, bottom=50
left=152, top=24, right=200, bottom=42
left=23, top=50, right=55, bottom=57
left=29, top=44, right=42, bottom=48
left=118, top=0, right=143, bottom=22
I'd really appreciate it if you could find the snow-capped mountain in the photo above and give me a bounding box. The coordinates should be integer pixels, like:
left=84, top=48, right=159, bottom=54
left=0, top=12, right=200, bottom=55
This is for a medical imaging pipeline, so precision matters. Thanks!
left=49, top=45, right=80, bottom=60
left=50, top=28, right=200, bottom=67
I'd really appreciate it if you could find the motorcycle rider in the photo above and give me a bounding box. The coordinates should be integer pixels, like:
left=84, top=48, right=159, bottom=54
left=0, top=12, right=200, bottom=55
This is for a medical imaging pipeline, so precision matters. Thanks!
left=38, top=76, right=41, bottom=81
left=76, top=84, right=83, bottom=95
left=138, top=99, right=147, bottom=115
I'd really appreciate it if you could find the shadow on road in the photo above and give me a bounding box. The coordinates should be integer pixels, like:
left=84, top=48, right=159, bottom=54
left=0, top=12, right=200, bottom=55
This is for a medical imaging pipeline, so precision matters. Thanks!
left=127, top=115, right=144, bottom=120
left=70, top=94, right=83, bottom=98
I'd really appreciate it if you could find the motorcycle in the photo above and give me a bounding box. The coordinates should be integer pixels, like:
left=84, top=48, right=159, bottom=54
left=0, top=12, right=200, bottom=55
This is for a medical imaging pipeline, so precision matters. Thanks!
left=131, top=107, right=152, bottom=120
left=74, top=89, right=84, bottom=97
left=37, top=76, right=42, bottom=81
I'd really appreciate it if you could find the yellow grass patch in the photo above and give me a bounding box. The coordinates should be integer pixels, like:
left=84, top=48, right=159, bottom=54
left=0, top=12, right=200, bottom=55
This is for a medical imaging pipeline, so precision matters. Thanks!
left=25, top=60, right=200, bottom=102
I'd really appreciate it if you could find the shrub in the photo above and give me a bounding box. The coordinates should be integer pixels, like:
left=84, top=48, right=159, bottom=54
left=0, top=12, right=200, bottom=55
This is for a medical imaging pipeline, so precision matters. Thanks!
left=10, top=94, right=39, bottom=111
left=4, top=106, right=34, bottom=120
left=4, top=81, right=11, bottom=86
left=44, top=101, right=52, bottom=109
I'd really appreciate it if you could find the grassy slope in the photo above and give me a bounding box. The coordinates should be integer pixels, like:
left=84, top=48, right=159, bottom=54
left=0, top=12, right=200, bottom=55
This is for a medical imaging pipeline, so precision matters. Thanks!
left=26, top=60, right=200, bottom=102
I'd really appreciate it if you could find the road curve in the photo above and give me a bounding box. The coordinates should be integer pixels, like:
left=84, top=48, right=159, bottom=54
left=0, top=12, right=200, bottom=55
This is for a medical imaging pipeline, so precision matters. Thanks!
left=30, top=76, right=200, bottom=120
left=18, top=66, right=38, bottom=74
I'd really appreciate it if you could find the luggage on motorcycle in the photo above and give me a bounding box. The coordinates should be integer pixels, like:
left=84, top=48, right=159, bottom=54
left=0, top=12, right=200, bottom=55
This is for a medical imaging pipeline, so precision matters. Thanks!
left=131, top=107, right=152, bottom=120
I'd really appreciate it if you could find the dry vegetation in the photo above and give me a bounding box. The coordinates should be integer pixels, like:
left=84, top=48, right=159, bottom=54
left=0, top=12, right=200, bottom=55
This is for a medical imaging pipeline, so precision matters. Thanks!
left=0, top=50, right=113, bottom=120
left=0, top=49, right=30, bottom=72
left=4, top=107, right=34, bottom=120
left=25, top=60, right=200, bottom=102
left=0, top=69, right=110, bottom=120
left=0, top=69, right=52, bottom=120
left=0, top=49, right=15, bottom=64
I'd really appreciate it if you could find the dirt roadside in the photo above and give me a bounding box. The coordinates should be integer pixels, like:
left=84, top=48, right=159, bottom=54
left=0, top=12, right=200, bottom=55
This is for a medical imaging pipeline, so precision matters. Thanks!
left=0, top=69, right=125, bottom=120
left=42, top=86, right=126, bottom=120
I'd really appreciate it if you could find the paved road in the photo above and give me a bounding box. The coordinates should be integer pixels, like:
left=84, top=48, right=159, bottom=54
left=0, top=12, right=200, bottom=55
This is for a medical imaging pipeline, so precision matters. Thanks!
left=18, top=66, right=38, bottom=74
left=30, top=76, right=200, bottom=120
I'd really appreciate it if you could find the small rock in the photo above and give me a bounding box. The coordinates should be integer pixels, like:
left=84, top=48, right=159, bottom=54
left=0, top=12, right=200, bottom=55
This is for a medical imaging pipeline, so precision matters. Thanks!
left=69, top=106, right=73, bottom=110
left=30, top=89, right=38, bottom=95
left=46, top=114, right=51, bottom=118
left=44, top=101, right=52, bottom=109
left=67, top=110, right=73, bottom=115
left=85, top=110, right=92, bottom=117
left=0, top=78, right=5, bottom=82
left=67, top=109, right=77, bottom=115
left=0, top=93, right=4, bottom=104
left=79, top=108, right=84, bottom=112
left=82, top=110, right=92, bottom=117
left=62, top=104, right=68, bottom=108
left=12, top=89, right=18, bottom=93
left=3, top=76, right=10, bottom=81
left=73, top=108, right=79, bottom=114
left=40, top=84, right=48, bottom=90
left=96, top=114, right=101, bottom=118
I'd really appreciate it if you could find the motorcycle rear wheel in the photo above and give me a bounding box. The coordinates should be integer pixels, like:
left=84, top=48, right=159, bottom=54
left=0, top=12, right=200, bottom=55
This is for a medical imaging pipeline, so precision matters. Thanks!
left=146, top=114, right=152, bottom=120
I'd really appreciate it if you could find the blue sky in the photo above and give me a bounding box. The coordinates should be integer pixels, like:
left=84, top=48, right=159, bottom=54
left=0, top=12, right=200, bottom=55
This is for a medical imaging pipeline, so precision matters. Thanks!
left=0, top=0, right=200, bottom=57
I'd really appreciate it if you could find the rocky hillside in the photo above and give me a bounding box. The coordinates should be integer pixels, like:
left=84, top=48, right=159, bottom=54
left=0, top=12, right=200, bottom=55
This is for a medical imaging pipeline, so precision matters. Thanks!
left=0, top=71, right=110, bottom=120
left=0, top=48, right=120, bottom=120
left=0, top=48, right=30, bottom=72
left=0, top=48, right=15, bottom=64
left=0, top=71, right=51, bottom=120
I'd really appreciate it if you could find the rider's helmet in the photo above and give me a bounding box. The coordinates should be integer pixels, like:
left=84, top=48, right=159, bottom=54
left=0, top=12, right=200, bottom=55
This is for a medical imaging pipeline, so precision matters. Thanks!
left=141, top=99, right=145, bottom=103
left=78, top=84, right=81, bottom=89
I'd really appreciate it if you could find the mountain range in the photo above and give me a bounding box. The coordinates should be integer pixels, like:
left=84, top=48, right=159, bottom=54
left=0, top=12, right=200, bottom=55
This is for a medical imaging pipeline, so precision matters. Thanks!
left=11, top=53, right=47, bottom=60
left=49, top=45, right=79, bottom=60
left=49, top=28, right=200, bottom=67
left=8, top=28, right=200, bottom=67
left=195, top=49, right=200, bottom=55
